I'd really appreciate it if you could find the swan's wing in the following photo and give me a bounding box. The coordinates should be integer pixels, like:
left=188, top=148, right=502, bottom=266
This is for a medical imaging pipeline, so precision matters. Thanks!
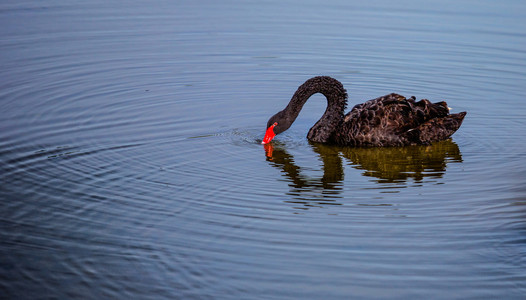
left=339, top=93, right=460, bottom=146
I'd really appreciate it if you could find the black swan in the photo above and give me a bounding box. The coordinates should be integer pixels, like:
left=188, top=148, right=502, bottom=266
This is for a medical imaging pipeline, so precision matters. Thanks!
left=262, top=76, right=466, bottom=146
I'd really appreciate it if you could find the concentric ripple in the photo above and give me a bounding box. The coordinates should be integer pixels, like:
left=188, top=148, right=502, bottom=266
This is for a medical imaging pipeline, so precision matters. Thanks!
left=1, top=0, right=526, bottom=299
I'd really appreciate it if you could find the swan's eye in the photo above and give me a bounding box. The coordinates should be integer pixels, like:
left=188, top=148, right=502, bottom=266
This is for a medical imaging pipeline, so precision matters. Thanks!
left=273, top=122, right=278, bottom=127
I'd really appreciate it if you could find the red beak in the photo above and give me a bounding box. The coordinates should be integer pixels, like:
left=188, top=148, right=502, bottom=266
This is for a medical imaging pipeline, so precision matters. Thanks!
left=262, top=123, right=277, bottom=144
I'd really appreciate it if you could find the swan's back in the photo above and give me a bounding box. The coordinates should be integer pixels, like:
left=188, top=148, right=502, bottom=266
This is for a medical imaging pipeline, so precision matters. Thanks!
left=331, top=93, right=466, bottom=146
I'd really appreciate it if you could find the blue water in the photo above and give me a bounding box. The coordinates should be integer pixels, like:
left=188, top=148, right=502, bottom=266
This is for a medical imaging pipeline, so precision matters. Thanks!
left=1, top=0, right=525, bottom=299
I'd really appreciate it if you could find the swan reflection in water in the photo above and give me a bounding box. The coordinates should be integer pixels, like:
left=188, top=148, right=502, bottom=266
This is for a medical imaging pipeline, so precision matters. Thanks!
left=263, top=140, right=463, bottom=210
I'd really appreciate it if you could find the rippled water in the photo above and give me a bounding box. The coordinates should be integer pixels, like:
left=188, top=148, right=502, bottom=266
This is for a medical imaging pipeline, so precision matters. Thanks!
left=1, top=0, right=526, bottom=299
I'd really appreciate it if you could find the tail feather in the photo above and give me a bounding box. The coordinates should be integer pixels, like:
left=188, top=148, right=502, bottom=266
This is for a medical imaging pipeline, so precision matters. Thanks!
left=405, top=112, right=466, bottom=145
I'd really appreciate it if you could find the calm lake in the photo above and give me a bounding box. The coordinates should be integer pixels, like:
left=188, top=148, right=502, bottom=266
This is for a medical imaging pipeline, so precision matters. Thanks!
left=1, top=0, right=525, bottom=299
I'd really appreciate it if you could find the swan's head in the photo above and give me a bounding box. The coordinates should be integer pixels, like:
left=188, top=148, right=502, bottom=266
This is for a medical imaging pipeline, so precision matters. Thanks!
left=262, top=110, right=293, bottom=144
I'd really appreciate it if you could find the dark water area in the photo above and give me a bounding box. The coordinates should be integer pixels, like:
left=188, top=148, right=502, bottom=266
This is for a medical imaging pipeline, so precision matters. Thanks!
left=1, top=0, right=526, bottom=299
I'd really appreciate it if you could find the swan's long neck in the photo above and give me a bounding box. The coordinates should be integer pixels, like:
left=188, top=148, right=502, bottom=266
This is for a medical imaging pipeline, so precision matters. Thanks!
left=284, top=76, right=348, bottom=143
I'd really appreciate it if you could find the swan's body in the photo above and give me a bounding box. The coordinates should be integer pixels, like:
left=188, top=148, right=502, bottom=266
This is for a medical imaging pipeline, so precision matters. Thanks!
left=262, top=76, right=466, bottom=147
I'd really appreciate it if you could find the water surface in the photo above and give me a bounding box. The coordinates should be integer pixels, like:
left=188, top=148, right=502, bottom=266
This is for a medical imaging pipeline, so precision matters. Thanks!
left=1, top=0, right=526, bottom=299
